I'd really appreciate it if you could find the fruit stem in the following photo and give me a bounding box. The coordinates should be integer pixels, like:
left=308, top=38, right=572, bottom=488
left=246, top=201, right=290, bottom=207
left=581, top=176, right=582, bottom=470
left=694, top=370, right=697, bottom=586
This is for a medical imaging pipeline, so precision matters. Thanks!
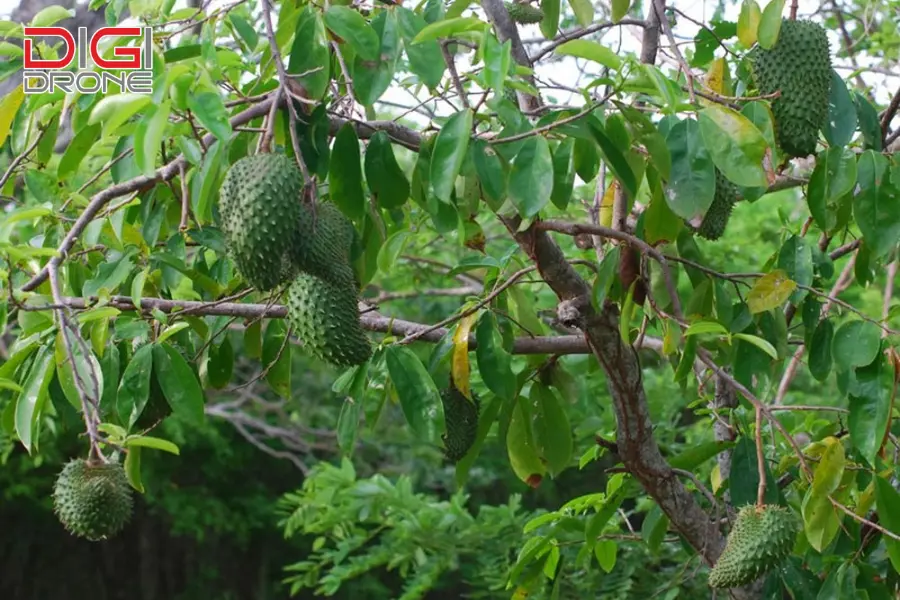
left=755, top=404, right=767, bottom=507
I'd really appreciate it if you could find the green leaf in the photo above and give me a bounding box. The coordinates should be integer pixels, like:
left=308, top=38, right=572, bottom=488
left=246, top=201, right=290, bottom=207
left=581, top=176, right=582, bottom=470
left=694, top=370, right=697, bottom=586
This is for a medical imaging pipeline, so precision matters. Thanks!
left=262, top=321, right=292, bottom=399
left=554, top=40, right=621, bottom=71
left=812, top=437, right=846, bottom=496
left=124, top=446, right=144, bottom=492
left=507, top=396, right=546, bottom=487
left=591, top=245, right=620, bottom=311
left=824, top=70, right=858, bottom=148
left=669, top=440, right=736, bottom=471
left=802, top=437, right=845, bottom=552
left=550, top=138, right=575, bottom=210
left=82, top=249, right=136, bottom=297
left=594, top=539, right=617, bottom=573
left=385, top=346, right=444, bottom=443
left=117, top=344, right=153, bottom=430
left=848, top=355, right=891, bottom=466
left=732, top=333, right=778, bottom=360
left=187, top=91, right=232, bottom=142
left=643, top=178, right=683, bottom=244
left=508, top=136, right=553, bottom=218
left=0, top=85, right=24, bottom=148
left=31, top=5, right=74, bottom=26
left=737, top=0, right=761, bottom=46
left=777, top=235, right=813, bottom=303
left=854, top=92, right=882, bottom=151
left=588, top=120, right=638, bottom=199
left=540, top=0, right=560, bottom=38
left=329, top=123, right=366, bottom=221
left=456, top=394, right=502, bottom=486
left=831, top=320, right=880, bottom=371
left=566, top=0, right=593, bottom=27
left=611, top=0, right=631, bottom=22
left=475, top=312, right=516, bottom=401
left=430, top=109, right=473, bottom=203
left=157, top=322, right=189, bottom=345
left=730, top=435, right=780, bottom=506
left=854, top=153, right=900, bottom=259
left=664, top=119, right=716, bottom=220
left=808, top=146, right=857, bottom=234
left=288, top=6, right=331, bottom=99
left=747, top=270, right=796, bottom=314
left=324, top=6, right=379, bottom=60
left=531, top=384, right=572, bottom=477
left=874, top=476, right=900, bottom=574
left=152, top=343, right=205, bottom=425
left=411, top=16, right=484, bottom=43
left=336, top=363, right=368, bottom=456
left=206, top=335, right=234, bottom=389
left=698, top=105, right=768, bottom=188
left=353, top=10, right=401, bottom=106
left=55, top=330, right=103, bottom=411
left=756, top=0, right=785, bottom=49
left=377, top=230, right=410, bottom=274
left=134, top=101, right=171, bottom=177
left=229, top=14, right=259, bottom=49
left=471, top=139, right=507, bottom=209
left=15, top=346, right=54, bottom=452
left=395, top=7, right=444, bottom=89
left=58, top=123, right=101, bottom=181
left=483, top=33, right=511, bottom=94
left=364, top=131, right=410, bottom=209
left=125, top=435, right=181, bottom=455
left=684, top=320, right=728, bottom=337
left=808, top=319, right=833, bottom=381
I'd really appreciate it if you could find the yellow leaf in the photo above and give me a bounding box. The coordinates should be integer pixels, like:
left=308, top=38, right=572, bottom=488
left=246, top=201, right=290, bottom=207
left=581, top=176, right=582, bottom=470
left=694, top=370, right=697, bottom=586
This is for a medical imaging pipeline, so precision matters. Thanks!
left=598, top=181, right=616, bottom=227
left=737, top=0, right=761, bottom=47
left=747, top=269, right=796, bottom=314
left=0, top=85, right=25, bottom=148
left=711, top=463, right=723, bottom=493
left=705, top=58, right=726, bottom=96
left=451, top=311, right=479, bottom=399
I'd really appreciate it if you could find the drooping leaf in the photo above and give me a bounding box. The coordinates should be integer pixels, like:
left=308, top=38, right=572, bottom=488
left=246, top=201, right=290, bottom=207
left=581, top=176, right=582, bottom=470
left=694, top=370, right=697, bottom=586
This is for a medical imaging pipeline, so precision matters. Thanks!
left=854, top=153, right=900, bottom=259
left=874, top=476, right=900, bottom=573
left=385, top=346, right=444, bottom=443
left=353, top=10, right=401, bottom=106
left=824, top=70, right=858, bottom=148
left=808, top=147, right=857, bottom=234
left=756, top=0, right=785, bottom=49
left=14, top=346, right=54, bottom=452
left=329, top=123, right=366, bottom=221
left=531, top=384, right=572, bottom=477
left=364, top=131, right=410, bottom=209
left=152, top=343, right=205, bottom=425
left=776, top=235, right=813, bottom=303
left=507, top=396, right=546, bottom=487
left=451, top=313, right=478, bottom=399
left=288, top=6, right=331, bottom=99
left=831, top=320, right=880, bottom=371
left=508, top=136, right=554, bottom=218
left=737, top=0, right=762, bottom=47
left=431, top=109, right=473, bottom=203
left=664, top=119, right=715, bottom=220
left=117, top=344, right=153, bottom=430
left=261, top=321, right=292, bottom=399
left=395, top=7, right=444, bottom=88
left=848, top=354, right=891, bottom=466
left=554, top=40, right=621, bottom=71
left=187, top=91, right=232, bottom=142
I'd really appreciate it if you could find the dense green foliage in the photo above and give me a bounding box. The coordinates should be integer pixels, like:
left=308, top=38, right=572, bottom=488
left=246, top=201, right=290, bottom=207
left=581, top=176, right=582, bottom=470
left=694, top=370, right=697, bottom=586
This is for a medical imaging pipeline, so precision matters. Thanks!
left=2, top=0, right=900, bottom=597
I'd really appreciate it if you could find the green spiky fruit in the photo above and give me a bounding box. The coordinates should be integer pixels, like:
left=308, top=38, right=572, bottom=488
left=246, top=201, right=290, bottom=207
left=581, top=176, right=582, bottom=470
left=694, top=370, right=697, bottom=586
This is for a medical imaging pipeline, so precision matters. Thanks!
left=218, top=154, right=314, bottom=291
left=53, top=459, right=134, bottom=541
left=751, top=19, right=832, bottom=158
left=708, top=504, right=799, bottom=588
left=697, top=170, right=739, bottom=241
left=286, top=272, right=371, bottom=367
left=440, top=387, right=480, bottom=462
left=298, top=202, right=360, bottom=286
left=505, top=1, right=544, bottom=24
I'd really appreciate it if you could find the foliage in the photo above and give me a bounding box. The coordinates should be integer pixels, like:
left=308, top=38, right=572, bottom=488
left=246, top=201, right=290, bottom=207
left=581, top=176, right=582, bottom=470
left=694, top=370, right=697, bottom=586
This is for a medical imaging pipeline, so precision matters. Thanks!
left=1, top=0, right=900, bottom=597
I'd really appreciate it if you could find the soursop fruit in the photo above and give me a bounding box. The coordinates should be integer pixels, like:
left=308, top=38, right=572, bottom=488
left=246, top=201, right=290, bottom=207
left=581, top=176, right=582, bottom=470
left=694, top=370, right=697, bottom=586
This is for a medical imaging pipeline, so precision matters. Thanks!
left=751, top=19, right=832, bottom=158
left=708, top=504, right=799, bottom=588
left=298, top=202, right=360, bottom=287
left=505, top=1, right=544, bottom=24
left=53, top=459, right=134, bottom=541
left=441, top=387, right=480, bottom=462
left=286, top=272, right=371, bottom=367
left=697, top=169, right=739, bottom=241
left=218, top=154, right=314, bottom=291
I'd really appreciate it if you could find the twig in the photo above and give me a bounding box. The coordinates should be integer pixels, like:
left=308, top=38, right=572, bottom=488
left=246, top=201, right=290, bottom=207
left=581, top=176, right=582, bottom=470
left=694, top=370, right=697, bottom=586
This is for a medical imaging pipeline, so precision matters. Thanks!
left=533, top=19, right=646, bottom=62
left=652, top=0, right=695, bottom=103
left=441, top=41, right=470, bottom=110
left=398, top=265, right=537, bottom=345
left=755, top=403, right=766, bottom=506
left=881, top=86, right=900, bottom=144
left=0, top=127, right=46, bottom=190
left=178, top=162, right=190, bottom=231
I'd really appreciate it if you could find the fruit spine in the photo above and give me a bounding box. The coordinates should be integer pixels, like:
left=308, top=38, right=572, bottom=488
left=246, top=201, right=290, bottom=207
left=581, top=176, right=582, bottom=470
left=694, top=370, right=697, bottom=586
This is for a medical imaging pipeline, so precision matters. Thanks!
left=707, top=504, right=799, bottom=588
left=53, top=459, right=134, bottom=541
left=751, top=19, right=832, bottom=158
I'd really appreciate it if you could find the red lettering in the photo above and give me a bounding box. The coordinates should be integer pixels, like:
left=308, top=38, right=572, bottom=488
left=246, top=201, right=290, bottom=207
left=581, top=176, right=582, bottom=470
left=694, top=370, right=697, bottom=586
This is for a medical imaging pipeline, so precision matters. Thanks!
left=90, top=27, right=142, bottom=69
left=23, top=27, right=75, bottom=69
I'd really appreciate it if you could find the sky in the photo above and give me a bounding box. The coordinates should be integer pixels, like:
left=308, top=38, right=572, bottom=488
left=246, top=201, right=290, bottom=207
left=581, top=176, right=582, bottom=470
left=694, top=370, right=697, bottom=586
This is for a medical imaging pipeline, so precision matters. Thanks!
left=0, top=0, right=893, bottom=118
